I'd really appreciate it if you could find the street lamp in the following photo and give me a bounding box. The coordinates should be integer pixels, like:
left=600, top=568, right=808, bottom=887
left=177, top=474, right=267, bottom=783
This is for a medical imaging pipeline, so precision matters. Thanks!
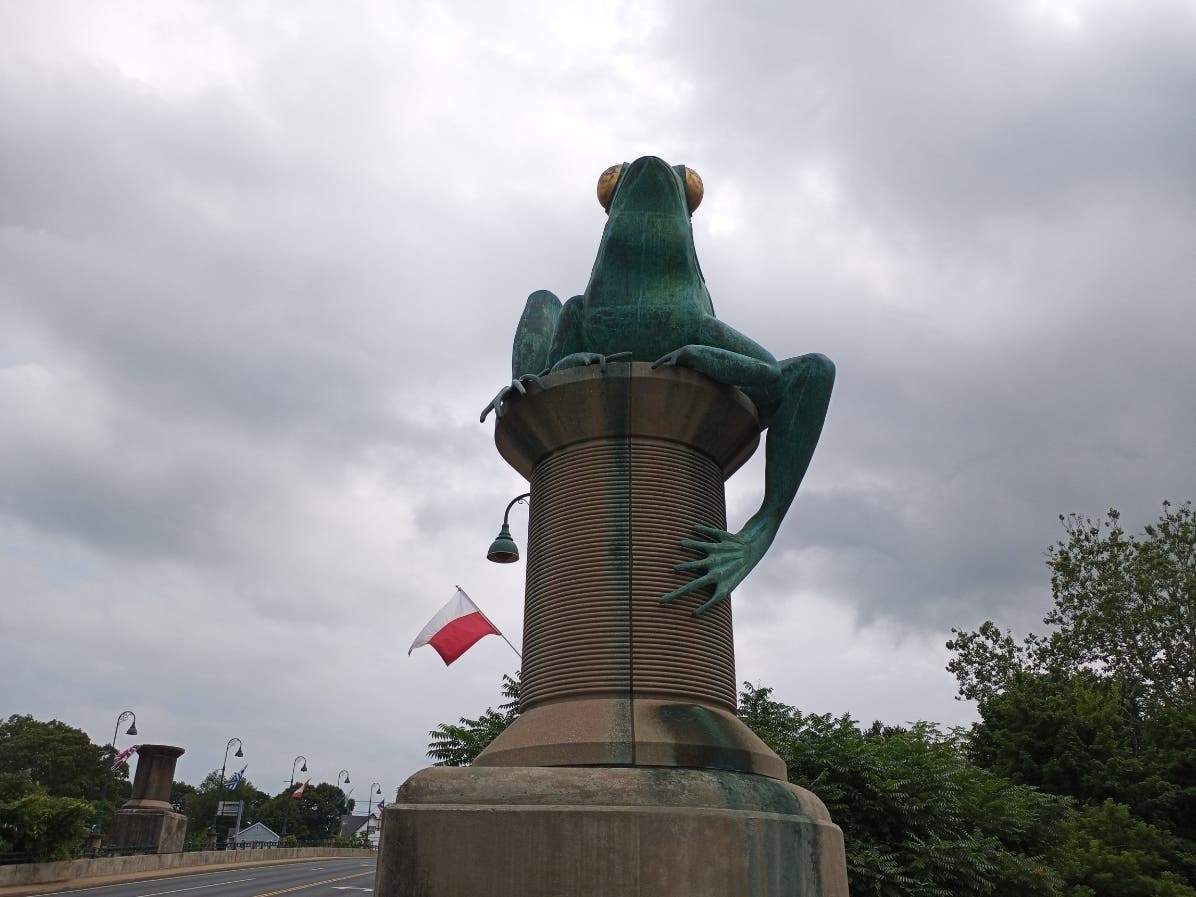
left=281, top=755, right=307, bottom=840
left=363, top=782, right=381, bottom=839
left=211, top=738, right=244, bottom=836
left=94, top=710, right=137, bottom=840
left=486, top=493, right=530, bottom=563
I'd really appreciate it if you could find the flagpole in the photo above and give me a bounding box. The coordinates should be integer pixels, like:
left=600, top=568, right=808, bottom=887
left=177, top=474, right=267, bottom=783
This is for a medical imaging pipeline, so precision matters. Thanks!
left=457, top=585, right=522, bottom=659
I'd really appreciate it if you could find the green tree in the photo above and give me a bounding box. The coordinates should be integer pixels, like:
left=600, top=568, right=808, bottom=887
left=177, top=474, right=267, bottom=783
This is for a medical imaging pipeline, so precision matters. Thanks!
left=0, top=715, right=108, bottom=800
left=170, top=780, right=196, bottom=814
left=969, top=671, right=1137, bottom=804
left=948, top=504, right=1196, bottom=847
left=947, top=503, right=1195, bottom=712
left=181, top=770, right=269, bottom=843
left=252, top=783, right=348, bottom=842
left=427, top=673, right=520, bottom=766
left=1051, top=800, right=1196, bottom=897
left=0, top=770, right=94, bottom=861
left=0, top=714, right=131, bottom=827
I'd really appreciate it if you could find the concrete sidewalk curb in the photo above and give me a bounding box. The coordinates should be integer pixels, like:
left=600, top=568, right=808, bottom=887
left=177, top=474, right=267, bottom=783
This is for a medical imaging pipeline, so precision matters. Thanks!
left=0, top=850, right=376, bottom=897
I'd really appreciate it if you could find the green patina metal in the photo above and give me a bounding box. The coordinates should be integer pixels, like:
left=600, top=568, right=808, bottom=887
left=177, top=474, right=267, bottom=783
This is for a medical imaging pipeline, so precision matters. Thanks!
left=482, top=156, right=835, bottom=615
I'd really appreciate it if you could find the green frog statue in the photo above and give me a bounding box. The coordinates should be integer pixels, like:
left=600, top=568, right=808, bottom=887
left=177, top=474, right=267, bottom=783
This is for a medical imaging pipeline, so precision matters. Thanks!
left=482, top=156, right=835, bottom=615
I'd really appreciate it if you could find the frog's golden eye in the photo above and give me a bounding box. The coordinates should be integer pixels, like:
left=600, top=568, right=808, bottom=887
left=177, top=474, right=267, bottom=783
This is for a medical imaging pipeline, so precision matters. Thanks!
left=684, top=167, right=704, bottom=213
left=597, top=164, right=622, bottom=211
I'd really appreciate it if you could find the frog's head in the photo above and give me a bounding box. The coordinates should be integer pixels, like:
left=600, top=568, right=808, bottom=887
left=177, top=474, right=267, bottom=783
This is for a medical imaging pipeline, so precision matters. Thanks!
left=586, top=156, right=711, bottom=313
left=596, top=157, right=704, bottom=218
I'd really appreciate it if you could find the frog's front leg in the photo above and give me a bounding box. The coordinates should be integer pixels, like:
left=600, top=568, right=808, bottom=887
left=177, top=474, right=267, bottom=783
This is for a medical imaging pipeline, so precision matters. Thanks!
left=659, top=350, right=835, bottom=614
left=479, top=373, right=547, bottom=422
left=551, top=351, right=632, bottom=373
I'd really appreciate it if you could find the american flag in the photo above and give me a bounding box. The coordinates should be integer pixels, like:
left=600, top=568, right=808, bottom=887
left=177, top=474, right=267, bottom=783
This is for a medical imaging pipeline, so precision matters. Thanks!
left=111, top=744, right=140, bottom=770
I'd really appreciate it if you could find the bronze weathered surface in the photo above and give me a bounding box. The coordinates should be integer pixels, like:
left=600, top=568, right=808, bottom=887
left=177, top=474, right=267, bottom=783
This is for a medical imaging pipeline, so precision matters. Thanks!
left=475, top=364, right=783, bottom=777
left=379, top=159, right=847, bottom=896
left=483, top=155, right=834, bottom=615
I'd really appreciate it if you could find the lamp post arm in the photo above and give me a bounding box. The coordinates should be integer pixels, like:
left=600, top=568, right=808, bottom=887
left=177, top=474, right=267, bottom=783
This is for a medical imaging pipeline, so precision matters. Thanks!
left=502, top=493, right=531, bottom=526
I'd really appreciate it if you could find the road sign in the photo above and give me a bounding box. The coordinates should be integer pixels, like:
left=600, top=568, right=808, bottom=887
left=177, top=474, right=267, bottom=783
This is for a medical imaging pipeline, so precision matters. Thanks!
left=217, top=801, right=243, bottom=817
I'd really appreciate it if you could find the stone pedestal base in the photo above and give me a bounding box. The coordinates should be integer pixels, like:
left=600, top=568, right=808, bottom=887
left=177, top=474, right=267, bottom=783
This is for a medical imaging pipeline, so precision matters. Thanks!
left=109, top=806, right=187, bottom=854
left=375, top=766, right=848, bottom=897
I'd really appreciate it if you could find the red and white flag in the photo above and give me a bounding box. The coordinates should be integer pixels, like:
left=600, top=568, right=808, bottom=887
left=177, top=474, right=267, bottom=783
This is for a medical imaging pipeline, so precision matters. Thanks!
left=408, top=587, right=502, bottom=666
left=111, top=744, right=140, bottom=769
left=292, top=779, right=310, bottom=799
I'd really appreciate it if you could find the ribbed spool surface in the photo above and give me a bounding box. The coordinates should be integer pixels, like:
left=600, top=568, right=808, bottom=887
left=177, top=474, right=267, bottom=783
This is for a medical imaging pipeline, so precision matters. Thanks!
left=521, top=443, right=630, bottom=707
left=520, top=433, right=736, bottom=713
left=629, top=441, right=735, bottom=709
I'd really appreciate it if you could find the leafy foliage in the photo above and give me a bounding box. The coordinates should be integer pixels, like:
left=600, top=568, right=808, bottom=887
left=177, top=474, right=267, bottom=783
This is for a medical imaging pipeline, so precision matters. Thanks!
left=946, top=503, right=1196, bottom=893
left=1052, top=801, right=1196, bottom=897
left=740, top=683, right=1069, bottom=897
left=0, top=713, right=134, bottom=846
left=947, top=503, right=1195, bottom=712
left=0, top=715, right=117, bottom=802
left=0, top=770, right=94, bottom=861
left=426, top=673, right=520, bottom=766
left=180, top=769, right=269, bottom=842
left=1044, top=503, right=1194, bottom=712
left=251, top=782, right=349, bottom=842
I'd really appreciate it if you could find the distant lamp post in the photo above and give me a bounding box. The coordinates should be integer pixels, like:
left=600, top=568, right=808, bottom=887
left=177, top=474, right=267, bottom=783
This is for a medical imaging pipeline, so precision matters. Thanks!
left=94, top=710, right=137, bottom=839
left=211, top=738, right=244, bottom=836
left=364, top=782, right=382, bottom=839
left=282, top=755, right=307, bottom=840
left=338, top=769, right=350, bottom=787
left=486, top=493, right=530, bottom=563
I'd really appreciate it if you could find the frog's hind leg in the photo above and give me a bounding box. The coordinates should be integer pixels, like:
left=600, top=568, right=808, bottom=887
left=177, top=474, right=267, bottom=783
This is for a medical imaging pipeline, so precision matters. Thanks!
left=659, top=349, right=834, bottom=614
left=754, top=352, right=835, bottom=521
left=512, top=290, right=563, bottom=378
left=545, top=295, right=631, bottom=372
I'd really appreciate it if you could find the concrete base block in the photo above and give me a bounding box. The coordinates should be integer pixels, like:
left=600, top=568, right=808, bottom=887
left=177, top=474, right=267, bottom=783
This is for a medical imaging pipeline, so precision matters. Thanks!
left=375, top=766, right=848, bottom=897
left=109, top=807, right=187, bottom=854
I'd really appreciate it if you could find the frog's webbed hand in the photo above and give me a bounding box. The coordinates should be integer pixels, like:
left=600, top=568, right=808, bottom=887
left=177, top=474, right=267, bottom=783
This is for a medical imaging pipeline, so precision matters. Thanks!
left=550, top=351, right=632, bottom=373
left=661, top=522, right=773, bottom=615
left=479, top=373, right=546, bottom=422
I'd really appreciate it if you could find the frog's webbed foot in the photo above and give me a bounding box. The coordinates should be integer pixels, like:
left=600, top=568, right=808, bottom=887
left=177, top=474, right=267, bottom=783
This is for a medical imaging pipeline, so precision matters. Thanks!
left=550, top=351, right=632, bottom=373
left=479, top=374, right=545, bottom=422
left=660, top=523, right=770, bottom=615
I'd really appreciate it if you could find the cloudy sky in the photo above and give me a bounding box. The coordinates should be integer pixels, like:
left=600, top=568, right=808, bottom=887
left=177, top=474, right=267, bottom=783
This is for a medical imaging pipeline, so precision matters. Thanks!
left=2, top=0, right=1194, bottom=802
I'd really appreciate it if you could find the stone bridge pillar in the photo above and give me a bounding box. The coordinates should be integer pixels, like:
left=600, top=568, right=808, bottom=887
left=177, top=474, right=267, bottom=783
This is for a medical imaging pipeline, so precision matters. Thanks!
left=109, top=744, right=187, bottom=854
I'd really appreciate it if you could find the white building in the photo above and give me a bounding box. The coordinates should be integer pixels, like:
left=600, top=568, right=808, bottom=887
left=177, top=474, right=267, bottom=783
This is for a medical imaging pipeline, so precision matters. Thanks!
left=228, top=821, right=280, bottom=847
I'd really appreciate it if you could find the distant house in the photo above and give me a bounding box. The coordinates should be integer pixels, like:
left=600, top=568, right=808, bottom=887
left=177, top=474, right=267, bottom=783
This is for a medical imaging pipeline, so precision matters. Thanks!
left=338, top=814, right=380, bottom=847
left=229, top=821, right=279, bottom=847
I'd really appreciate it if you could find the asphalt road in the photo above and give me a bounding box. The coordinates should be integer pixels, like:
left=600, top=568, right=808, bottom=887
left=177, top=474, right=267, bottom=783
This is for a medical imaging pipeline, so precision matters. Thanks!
left=31, top=860, right=376, bottom=897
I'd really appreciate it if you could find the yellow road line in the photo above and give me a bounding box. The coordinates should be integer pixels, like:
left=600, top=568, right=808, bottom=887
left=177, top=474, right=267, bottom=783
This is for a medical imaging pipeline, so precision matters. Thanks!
left=249, top=871, right=373, bottom=897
